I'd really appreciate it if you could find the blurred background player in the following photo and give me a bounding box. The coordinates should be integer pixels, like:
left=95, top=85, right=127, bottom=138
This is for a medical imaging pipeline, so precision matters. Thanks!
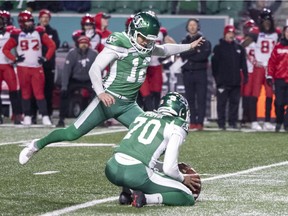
left=3, top=10, right=56, bottom=126
left=240, top=20, right=258, bottom=128
left=267, top=25, right=288, bottom=132
left=72, top=13, right=103, bottom=53
left=56, top=36, right=97, bottom=127
left=95, top=12, right=111, bottom=46
left=31, top=9, right=60, bottom=123
left=0, top=10, right=22, bottom=124
left=180, top=18, right=211, bottom=131
left=249, top=8, right=278, bottom=131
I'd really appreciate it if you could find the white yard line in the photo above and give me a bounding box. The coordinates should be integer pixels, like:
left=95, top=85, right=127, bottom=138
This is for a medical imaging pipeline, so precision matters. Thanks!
left=40, top=161, right=288, bottom=216
left=40, top=197, right=119, bottom=216
left=202, top=161, right=288, bottom=181
left=34, top=171, right=60, bottom=175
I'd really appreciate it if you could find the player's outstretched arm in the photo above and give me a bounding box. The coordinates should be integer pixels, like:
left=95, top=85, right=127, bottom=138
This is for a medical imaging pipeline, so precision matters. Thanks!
left=153, top=37, right=204, bottom=57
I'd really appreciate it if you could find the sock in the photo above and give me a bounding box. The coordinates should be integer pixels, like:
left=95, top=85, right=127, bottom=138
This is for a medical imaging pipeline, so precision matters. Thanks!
left=9, top=91, right=21, bottom=114
left=265, top=97, right=272, bottom=122
left=145, top=193, right=163, bottom=204
left=36, top=99, right=48, bottom=116
left=250, top=97, right=258, bottom=122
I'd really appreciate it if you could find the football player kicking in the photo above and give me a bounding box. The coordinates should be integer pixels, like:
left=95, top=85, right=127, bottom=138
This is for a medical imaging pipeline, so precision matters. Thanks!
left=105, top=92, right=200, bottom=207
left=19, top=10, right=203, bottom=190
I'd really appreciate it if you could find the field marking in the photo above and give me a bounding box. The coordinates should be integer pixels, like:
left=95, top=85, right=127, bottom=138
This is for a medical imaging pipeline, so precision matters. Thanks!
left=40, top=197, right=118, bottom=216
left=202, top=161, right=288, bottom=182
left=34, top=171, right=60, bottom=175
left=40, top=160, right=288, bottom=216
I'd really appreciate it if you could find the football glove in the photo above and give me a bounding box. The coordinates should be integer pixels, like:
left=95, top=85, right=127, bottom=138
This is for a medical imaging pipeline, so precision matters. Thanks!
left=266, top=78, right=273, bottom=86
left=14, top=54, right=25, bottom=63
left=38, top=57, right=47, bottom=65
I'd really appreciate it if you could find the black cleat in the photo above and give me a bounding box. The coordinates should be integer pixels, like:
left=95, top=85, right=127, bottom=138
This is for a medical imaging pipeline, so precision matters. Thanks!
left=31, top=116, right=37, bottom=124
left=131, top=191, right=146, bottom=208
left=119, top=191, right=132, bottom=205
left=56, top=119, right=65, bottom=127
left=275, top=124, right=281, bottom=132
left=14, top=114, right=22, bottom=125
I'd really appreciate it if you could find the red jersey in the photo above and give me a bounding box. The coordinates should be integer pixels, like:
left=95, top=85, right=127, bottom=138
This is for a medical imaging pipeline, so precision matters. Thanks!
left=268, top=41, right=288, bottom=83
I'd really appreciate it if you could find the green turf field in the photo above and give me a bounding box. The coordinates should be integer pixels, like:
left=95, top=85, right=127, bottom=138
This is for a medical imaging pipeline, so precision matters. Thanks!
left=0, top=126, right=288, bottom=215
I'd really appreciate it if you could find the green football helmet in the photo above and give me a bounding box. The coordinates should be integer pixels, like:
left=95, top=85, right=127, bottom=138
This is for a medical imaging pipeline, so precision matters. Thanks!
left=158, top=92, right=190, bottom=121
left=127, top=11, right=160, bottom=54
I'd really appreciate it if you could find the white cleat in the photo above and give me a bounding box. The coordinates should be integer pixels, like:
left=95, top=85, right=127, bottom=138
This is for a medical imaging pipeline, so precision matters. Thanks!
left=19, top=139, right=39, bottom=165
left=263, top=122, right=275, bottom=131
left=251, top=121, right=262, bottom=131
left=22, top=116, right=32, bottom=126
left=42, top=116, right=52, bottom=126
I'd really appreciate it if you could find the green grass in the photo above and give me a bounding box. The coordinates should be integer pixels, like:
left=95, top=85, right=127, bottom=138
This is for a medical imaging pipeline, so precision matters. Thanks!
left=0, top=127, right=288, bottom=215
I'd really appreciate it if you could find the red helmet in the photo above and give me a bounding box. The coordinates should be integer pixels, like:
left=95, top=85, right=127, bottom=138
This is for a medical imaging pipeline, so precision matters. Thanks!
left=0, top=10, right=12, bottom=26
left=72, top=29, right=83, bottom=43
left=249, top=26, right=259, bottom=34
left=243, top=19, right=255, bottom=35
left=81, top=14, right=95, bottom=29
left=18, top=10, right=34, bottom=31
left=125, top=15, right=134, bottom=32
left=38, top=9, right=51, bottom=20
left=223, top=25, right=236, bottom=35
left=243, top=19, right=255, bottom=29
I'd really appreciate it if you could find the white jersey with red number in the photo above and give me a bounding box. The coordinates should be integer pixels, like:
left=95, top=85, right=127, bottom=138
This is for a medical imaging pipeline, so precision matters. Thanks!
left=254, top=32, right=278, bottom=67
left=16, top=30, right=43, bottom=67
left=90, top=33, right=101, bottom=50
left=0, top=27, right=14, bottom=64
left=245, top=41, right=256, bottom=73
left=149, top=27, right=167, bottom=66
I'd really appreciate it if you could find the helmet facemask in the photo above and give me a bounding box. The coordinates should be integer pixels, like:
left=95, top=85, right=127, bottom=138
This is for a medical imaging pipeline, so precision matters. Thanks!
left=23, top=20, right=34, bottom=33
left=85, top=28, right=95, bottom=38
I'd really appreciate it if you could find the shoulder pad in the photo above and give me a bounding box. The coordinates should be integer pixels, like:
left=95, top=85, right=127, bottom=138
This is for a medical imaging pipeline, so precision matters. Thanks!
left=72, top=30, right=84, bottom=41
left=6, top=25, right=15, bottom=33
left=35, top=26, right=46, bottom=33
left=250, top=26, right=259, bottom=35
left=106, top=32, right=130, bottom=49
left=160, top=27, right=167, bottom=34
left=11, top=28, right=21, bottom=35
left=275, top=27, right=282, bottom=35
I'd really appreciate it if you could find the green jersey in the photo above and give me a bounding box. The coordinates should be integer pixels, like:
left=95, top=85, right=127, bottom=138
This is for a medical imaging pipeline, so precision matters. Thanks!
left=115, top=111, right=189, bottom=168
left=104, top=32, right=152, bottom=101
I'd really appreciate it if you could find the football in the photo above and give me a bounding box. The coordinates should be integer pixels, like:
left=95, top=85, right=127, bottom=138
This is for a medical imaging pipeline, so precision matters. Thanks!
left=178, top=162, right=202, bottom=200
